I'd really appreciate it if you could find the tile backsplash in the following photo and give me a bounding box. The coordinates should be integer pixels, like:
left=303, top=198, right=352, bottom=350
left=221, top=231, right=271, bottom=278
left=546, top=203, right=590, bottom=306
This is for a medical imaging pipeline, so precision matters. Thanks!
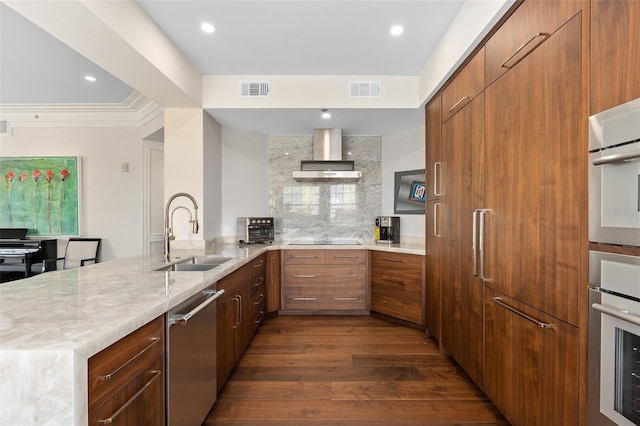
left=269, top=134, right=381, bottom=241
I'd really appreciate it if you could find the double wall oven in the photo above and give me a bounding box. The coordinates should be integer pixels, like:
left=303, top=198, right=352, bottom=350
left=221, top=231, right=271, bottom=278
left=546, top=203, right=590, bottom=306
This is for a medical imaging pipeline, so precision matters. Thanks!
left=588, top=98, right=640, bottom=426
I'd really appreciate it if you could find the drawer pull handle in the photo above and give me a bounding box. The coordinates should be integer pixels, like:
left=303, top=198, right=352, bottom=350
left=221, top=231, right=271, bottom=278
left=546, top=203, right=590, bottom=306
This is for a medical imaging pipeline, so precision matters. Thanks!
left=333, top=274, right=359, bottom=278
left=254, top=277, right=265, bottom=286
left=334, top=297, right=358, bottom=301
left=98, top=337, right=161, bottom=381
left=291, top=255, right=318, bottom=259
left=491, top=297, right=554, bottom=328
left=254, top=310, right=266, bottom=324
left=253, top=260, right=264, bottom=267
left=500, top=32, right=549, bottom=69
left=383, top=278, right=407, bottom=285
left=448, top=96, right=469, bottom=113
left=254, top=294, right=265, bottom=305
left=292, top=274, right=318, bottom=278
left=332, top=256, right=360, bottom=259
left=382, top=257, right=407, bottom=263
left=94, top=370, right=161, bottom=424
left=292, top=297, right=317, bottom=301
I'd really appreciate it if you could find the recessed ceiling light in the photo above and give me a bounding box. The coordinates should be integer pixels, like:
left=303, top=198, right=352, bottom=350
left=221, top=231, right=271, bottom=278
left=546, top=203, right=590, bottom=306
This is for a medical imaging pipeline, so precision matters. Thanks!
left=201, top=22, right=215, bottom=34
left=321, top=109, right=331, bottom=119
left=84, top=75, right=97, bottom=82
left=390, top=25, right=404, bottom=36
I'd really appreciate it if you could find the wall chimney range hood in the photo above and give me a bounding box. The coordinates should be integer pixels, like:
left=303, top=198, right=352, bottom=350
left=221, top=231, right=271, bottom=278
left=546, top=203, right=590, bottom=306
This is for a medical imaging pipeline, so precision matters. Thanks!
left=292, top=129, right=362, bottom=180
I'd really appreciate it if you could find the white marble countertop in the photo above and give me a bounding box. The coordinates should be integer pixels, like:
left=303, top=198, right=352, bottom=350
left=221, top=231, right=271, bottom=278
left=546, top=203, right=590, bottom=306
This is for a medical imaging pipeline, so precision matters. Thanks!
left=0, top=240, right=423, bottom=426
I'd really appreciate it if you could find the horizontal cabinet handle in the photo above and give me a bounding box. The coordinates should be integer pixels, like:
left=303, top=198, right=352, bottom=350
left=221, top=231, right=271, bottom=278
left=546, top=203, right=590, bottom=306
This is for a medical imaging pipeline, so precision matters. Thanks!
left=254, top=310, right=266, bottom=324
left=292, top=297, right=317, bottom=301
left=98, top=337, right=161, bottom=381
left=94, top=370, right=161, bottom=424
left=383, top=278, right=407, bottom=285
left=382, top=257, right=407, bottom=263
left=592, top=150, right=640, bottom=166
left=334, top=297, right=358, bottom=301
left=292, top=274, right=318, bottom=278
left=253, top=260, right=264, bottom=267
left=291, top=255, right=318, bottom=259
left=254, top=294, right=265, bottom=305
left=253, top=277, right=265, bottom=286
left=331, top=256, right=360, bottom=259
left=501, top=32, right=549, bottom=69
left=448, top=96, right=469, bottom=113
left=491, top=297, right=554, bottom=328
left=333, top=274, right=359, bottom=278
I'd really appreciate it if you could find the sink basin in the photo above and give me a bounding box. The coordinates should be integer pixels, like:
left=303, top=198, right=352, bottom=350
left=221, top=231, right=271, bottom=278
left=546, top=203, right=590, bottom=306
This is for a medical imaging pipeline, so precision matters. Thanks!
left=155, top=256, right=233, bottom=272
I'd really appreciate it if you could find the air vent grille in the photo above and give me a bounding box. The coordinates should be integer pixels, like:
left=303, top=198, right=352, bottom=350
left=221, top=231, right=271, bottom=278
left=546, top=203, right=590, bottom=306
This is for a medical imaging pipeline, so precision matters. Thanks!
left=349, top=81, right=380, bottom=98
left=0, top=120, right=10, bottom=136
left=239, top=80, right=270, bottom=97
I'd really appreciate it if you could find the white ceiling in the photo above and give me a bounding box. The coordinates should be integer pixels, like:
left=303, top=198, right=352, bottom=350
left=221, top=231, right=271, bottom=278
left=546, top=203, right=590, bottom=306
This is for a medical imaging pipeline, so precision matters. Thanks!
left=0, top=0, right=491, bottom=135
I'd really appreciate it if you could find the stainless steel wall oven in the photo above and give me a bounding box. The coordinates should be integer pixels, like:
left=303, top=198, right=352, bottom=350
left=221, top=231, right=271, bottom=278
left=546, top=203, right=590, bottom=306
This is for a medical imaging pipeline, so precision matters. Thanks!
left=588, top=97, right=640, bottom=426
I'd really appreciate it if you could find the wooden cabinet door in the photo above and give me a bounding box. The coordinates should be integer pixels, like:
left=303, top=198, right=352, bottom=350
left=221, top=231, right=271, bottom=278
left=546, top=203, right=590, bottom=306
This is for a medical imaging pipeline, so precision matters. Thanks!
left=425, top=199, right=441, bottom=341
left=440, top=92, right=484, bottom=387
left=590, top=0, right=640, bottom=114
left=216, top=288, right=239, bottom=393
left=425, top=95, right=441, bottom=201
left=484, top=14, right=582, bottom=326
left=441, top=49, right=485, bottom=121
left=484, top=288, right=579, bottom=426
left=266, top=250, right=281, bottom=313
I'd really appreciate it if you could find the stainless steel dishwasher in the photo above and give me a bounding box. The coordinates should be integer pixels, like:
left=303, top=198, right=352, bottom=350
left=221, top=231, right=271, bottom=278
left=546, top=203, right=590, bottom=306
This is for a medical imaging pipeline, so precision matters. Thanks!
left=166, top=284, right=225, bottom=426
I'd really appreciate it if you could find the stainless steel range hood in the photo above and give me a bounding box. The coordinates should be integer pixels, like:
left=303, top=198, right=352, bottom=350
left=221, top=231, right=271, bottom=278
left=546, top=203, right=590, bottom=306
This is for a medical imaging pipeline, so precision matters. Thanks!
left=292, top=129, right=362, bottom=180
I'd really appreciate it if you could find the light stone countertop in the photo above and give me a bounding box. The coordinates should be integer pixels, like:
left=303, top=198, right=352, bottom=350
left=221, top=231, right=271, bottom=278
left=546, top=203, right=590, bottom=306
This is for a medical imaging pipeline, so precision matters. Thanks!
left=0, top=240, right=424, bottom=426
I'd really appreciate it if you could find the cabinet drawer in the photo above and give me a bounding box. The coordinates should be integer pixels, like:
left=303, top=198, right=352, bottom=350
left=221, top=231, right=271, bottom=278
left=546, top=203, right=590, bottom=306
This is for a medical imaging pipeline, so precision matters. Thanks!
left=485, top=0, right=581, bottom=86
left=325, top=249, right=366, bottom=265
left=371, top=272, right=421, bottom=296
left=88, top=356, right=164, bottom=425
left=284, top=249, right=326, bottom=264
left=441, top=49, right=485, bottom=121
left=250, top=254, right=266, bottom=281
left=284, top=265, right=365, bottom=285
left=251, top=290, right=266, bottom=335
left=371, top=289, right=422, bottom=324
left=371, top=252, right=422, bottom=275
left=88, top=316, right=164, bottom=415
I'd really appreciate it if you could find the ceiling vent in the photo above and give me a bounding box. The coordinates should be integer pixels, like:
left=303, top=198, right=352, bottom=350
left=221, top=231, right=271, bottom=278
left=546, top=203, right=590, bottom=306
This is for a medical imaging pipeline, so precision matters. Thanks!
left=0, top=120, right=11, bottom=136
left=349, top=81, right=380, bottom=98
left=239, top=80, right=270, bottom=97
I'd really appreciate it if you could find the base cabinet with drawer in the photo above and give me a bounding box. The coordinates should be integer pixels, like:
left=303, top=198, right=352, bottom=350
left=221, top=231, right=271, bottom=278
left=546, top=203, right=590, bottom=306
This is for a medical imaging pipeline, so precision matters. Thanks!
left=281, top=249, right=367, bottom=314
left=370, top=251, right=424, bottom=326
left=88, top=316, right=165, bottom=426
left=250, top=253, right=267, bottom=336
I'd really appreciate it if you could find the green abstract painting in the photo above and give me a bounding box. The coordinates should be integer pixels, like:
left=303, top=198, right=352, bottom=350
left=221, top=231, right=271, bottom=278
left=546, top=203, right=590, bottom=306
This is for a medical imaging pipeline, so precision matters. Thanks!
left=0, top=157, right=80, bottom=236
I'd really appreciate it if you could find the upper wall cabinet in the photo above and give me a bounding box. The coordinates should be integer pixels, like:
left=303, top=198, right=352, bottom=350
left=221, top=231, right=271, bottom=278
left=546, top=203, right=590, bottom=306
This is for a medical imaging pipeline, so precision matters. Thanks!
left=590, top=0, right=640, bottom=115
left=441, top=48, right=485, bottom=122
left=484, top=0, right=582, bottom=87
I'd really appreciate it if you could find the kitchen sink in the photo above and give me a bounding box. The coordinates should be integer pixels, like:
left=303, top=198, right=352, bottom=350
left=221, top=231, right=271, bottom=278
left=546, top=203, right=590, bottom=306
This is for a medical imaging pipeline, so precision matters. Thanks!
left=155, top=256, right=233, bottom=272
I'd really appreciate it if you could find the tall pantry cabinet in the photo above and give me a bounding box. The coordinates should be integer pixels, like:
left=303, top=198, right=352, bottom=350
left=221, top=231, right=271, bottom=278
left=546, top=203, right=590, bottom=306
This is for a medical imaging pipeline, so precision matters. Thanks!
left=425, top=0, right=586, bottom=424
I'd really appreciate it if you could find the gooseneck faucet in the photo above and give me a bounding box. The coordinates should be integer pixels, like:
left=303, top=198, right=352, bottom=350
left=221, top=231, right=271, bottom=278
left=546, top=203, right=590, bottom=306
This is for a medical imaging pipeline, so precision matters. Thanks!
left=164, top=192, right=199, bottom=261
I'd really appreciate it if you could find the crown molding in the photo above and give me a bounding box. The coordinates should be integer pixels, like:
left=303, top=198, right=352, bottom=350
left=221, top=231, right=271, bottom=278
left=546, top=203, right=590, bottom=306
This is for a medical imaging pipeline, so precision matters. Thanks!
left=0, top=91, right=163, bottom=128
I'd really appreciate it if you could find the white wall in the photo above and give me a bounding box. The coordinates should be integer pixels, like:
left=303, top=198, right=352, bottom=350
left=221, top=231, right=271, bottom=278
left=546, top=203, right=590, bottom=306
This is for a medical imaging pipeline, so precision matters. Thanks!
left=221, top=127, right=269, bottom=238
left=381, top=126, right=425, bottom=237
left=0, top=125, right=149, bottom=261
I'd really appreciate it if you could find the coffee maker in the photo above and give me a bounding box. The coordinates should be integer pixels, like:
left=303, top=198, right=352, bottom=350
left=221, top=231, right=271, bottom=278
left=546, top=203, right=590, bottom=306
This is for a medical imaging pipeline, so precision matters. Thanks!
left=375, top=216, right=400, bottom=244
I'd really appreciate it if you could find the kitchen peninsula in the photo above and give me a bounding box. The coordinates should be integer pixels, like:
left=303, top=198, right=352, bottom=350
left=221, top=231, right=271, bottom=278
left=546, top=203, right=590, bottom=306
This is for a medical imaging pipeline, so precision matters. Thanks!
left=0, top=240, right=424, bottom=426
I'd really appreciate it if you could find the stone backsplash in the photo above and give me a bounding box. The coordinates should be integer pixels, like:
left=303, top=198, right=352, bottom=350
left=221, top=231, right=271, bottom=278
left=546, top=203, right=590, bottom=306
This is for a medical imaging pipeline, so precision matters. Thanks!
left=269, top=134, right=381, bottom=241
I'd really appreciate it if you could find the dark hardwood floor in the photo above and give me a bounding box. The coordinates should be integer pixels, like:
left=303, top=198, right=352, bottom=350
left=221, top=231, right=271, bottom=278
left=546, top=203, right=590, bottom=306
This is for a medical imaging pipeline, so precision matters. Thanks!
left=205, top=315, right=509, bottom=425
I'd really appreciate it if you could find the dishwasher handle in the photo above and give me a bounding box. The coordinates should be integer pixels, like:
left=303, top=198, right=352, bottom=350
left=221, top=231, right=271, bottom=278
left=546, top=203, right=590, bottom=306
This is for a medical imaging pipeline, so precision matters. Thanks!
left=169, top=289, right=225, bottom=326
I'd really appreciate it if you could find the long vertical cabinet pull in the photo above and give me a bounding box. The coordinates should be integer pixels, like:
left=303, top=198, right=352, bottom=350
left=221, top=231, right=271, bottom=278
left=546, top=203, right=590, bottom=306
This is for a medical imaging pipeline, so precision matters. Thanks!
left=433, top=162, right=441, bottom=197
left=434, top=203, right=441, bottom=237
left=473, top=209, right=489, bottom=280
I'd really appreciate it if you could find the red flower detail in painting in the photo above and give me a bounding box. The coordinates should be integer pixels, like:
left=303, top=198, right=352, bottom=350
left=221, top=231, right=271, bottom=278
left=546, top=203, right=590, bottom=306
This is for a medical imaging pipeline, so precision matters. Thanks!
left=46, top=170, right=54, bottom=184
left=33, top=170, right=42, bottom=182
left=20, top=173, right=27, bottom=182
left=60, top=169, right=69, bottom=182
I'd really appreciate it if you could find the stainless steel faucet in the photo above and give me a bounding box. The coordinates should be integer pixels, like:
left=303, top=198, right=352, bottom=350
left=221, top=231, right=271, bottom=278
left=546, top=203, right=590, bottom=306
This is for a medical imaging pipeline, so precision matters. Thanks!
left=164, top=192, right=199, bottom=261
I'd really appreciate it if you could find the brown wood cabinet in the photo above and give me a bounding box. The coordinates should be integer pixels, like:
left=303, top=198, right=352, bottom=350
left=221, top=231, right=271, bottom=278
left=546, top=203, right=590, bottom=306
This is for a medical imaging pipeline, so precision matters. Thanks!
left=216, top=262, right=251, bottom=392
left=250, top=254, right=267, bottom=336
left=441, top=48, right=485, bottom=122
left=484, top=0, right=582, bottom=87
left=370, top=251, right=423, bottom=325
left=281, top=249, right=367, bottom=313
left=484, top=288, right=579, bottom=426
left=425, top=95, right=442, bottom=341
left=484, top=12, right=582, bottom=327
left=590, top=0, right=640, bottom=114
left=266, top=250, right=281, bottom=313
left=440, top=92, right=485, bottom=387
left=88, top=316, right=165, bottom=425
